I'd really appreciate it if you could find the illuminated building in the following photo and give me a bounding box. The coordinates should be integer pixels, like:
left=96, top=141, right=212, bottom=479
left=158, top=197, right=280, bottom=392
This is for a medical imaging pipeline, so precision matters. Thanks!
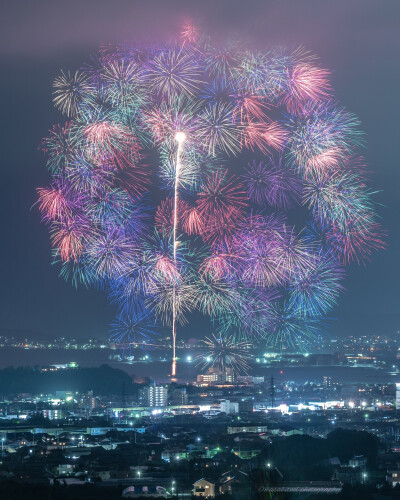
left=396, top=383, right=400, bottom=408
left=196, top=367, right=236, bottom=385
left=139, top=383, right=168, bottom=408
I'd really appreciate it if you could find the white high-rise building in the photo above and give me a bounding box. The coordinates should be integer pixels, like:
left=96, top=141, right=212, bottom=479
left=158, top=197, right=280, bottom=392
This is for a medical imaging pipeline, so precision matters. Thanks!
left=149, top=384, right=168, bottom=407
left=396, top=383, right=400, bottom=408
left=220, top=399, right=239, bottom=414
left=139, top=383, right=168, bottom=408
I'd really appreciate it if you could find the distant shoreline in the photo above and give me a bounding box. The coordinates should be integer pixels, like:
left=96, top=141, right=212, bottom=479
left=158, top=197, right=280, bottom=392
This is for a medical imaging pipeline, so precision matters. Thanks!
left=0, top=347, right=397, bottom=384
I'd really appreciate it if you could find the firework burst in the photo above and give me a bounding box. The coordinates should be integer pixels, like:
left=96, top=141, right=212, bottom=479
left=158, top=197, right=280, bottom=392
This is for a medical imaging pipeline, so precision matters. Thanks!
left=53, top=70, right=94, bottom=117
left=109, top=302, right=157, bottom=357
left=196, top=333, right=251, bottom=374
left=38, top=26, right=384, bottom=368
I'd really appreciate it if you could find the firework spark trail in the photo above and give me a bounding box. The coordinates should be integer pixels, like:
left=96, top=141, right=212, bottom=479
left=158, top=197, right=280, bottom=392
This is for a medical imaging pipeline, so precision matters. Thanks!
left=171, top=131, right=186, bottom=378
left=37, top=25, right=384, bottom=372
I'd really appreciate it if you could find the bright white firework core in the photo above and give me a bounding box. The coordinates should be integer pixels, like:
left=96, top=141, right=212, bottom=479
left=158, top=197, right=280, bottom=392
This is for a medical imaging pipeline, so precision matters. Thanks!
left=175, top=131, right=186, bottom=143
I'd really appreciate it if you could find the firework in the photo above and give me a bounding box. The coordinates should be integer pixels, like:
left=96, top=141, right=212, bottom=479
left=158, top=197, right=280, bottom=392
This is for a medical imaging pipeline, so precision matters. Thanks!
left=109, top=302, right=157, bottom=358
left=243, top=120, right=289, bottom=154
left=196, top=102, right=242, bottom=156
left=101, top=59, right=147, bottom=110
left=38, top=27, right=383, bottom=371
left=50, top=217, right=87, bottom=263
left=150, top=271, right=197, bottom=326
left=287, top=252, right=345, bottom=317
left=85, top=229, right=137, bottom=279
left=40, top=122, right=79, bottom=173
left=197, top=333, right=251, bottom=374
left=200, top=249, right=236, bottom=281
left=155, top=197, right=191, bottom=235
left=265, top=305, right=324, bottom=352
left=182, top=206, right=205, bottom=236
left=194, top=273, right=243, bottom=319
left=281, top=63, right=332, bottom=113
left=53, top=70, right=93, bottom=117
left=145, top=48, right=203, bottom=103
left=243, top=157, right=302, bottom=209
left=197, top=171, right=248, bottom=221
left=232, top=215, right=288, bottom=287
left=37, top=179, right=82, bottom=222
left=288, top=101, right=363, bottom=177
left=180, top=22, right=201, bottom=46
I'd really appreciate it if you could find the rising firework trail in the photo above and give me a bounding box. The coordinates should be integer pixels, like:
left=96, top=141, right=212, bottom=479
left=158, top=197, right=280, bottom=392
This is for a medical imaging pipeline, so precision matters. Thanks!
left=171, top=131, right=186, bottom=378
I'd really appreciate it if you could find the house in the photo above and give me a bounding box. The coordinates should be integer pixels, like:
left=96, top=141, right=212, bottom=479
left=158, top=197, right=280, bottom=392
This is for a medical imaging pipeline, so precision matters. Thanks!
left=94, top=469, right=111, bottom=481
left=122, top=485, right=168, bottom=498
left=219, top=470, right=249, bottom=495
left=227, top=425, right=268, bottom=434
left=193, top=478, right=217, bottom=498
left=55, top=463, right=75, bottom=476
left=386, top=468, right=400, bottom=487
left=332, top=466, right=362, bottom=485
left=161, top=447, right=188, bottom=462
left=268, top=425, right=303, bottom=437
left=349, top=455, right=367, bottom=468
left=318, top=457, right=341, bottom=467
left=231, top=441, right=262, bottom=460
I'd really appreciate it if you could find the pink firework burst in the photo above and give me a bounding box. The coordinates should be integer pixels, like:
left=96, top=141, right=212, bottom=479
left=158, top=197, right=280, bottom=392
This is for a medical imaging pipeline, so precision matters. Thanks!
left=282, top=63, right=332, bottom=113
left=197, top=171, right=248, bottom=220
left=155, top=197, right=191, bottom=235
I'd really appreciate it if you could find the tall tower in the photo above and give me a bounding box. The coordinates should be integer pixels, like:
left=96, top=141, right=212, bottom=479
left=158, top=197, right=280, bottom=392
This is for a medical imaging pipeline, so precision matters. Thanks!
left=270, top=376, right=275, bottom=409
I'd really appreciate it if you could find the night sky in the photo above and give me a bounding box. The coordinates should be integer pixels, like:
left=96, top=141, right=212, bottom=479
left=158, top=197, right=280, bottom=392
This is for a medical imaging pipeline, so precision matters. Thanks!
left=0, top=0, right=399, bottom=341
